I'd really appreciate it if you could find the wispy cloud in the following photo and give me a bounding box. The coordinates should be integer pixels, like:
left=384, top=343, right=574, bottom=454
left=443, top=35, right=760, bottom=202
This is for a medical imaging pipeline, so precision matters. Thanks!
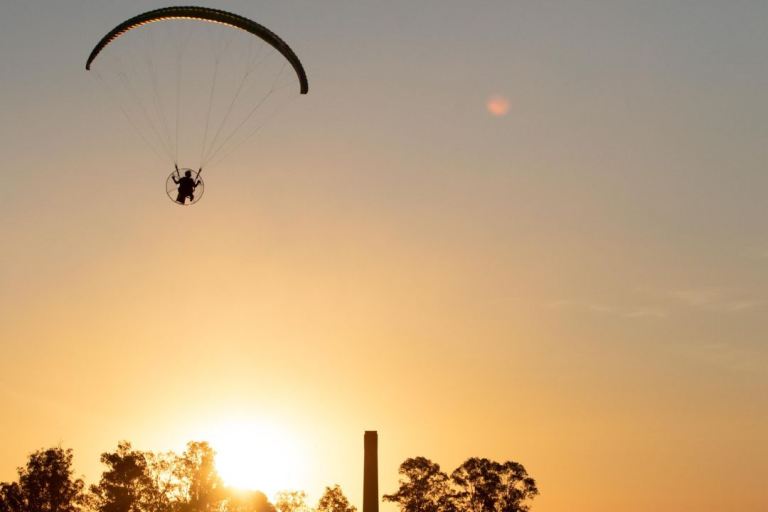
left=668, top=288, right=762, bottom=313
left=548, top=300, right=667, bottom=319
left=623, top=308, right=668, bottom=319
left=549, top=284, right=763, bottom=319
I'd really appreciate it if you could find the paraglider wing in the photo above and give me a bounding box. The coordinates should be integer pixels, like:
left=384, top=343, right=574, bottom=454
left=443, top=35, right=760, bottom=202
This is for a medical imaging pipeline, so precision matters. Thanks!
left=85, top=5, right=308, bottom=94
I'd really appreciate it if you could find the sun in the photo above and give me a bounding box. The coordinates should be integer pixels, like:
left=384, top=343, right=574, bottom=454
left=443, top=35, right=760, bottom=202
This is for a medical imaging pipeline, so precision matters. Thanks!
left=204, top=421, right=307, bottom=498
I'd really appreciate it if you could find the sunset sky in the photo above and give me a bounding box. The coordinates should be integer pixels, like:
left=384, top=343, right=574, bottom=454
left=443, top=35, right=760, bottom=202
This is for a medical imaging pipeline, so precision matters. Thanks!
left=1, top=1, right=767, bottom=511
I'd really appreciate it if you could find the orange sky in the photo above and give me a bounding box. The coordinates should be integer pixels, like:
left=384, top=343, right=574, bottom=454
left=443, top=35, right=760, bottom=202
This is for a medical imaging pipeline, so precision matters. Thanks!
left=1, top=2, right=767, bottom=512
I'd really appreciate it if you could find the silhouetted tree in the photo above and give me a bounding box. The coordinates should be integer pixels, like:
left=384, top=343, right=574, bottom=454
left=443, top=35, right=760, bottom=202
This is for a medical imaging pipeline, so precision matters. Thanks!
left=174, top=442, right=226, bottom=512
left=274, top=491, right=309, bottom=512
left=0, top=441, right=315, bottom=512
left=386, top=457, right=538, bottom=512
left=316, top=485, right=356, bottom=512
left=90, top=442, right=155, bottom=512
left=91, top=441, right=281, bottom=512
left=450, top=459, right=538, bottom=512
left=143, top=449, right=181, bottom=512
left=224, top=489, right=275, bottom=512
left=0, top=447, right=85, bottom=512
left=383, top=457, right=454, bottom=512
left=0, top=482, right=24, bottom=512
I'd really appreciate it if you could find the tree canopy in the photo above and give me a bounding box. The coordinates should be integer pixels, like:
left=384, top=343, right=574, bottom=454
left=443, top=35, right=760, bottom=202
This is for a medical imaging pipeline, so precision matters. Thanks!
left=316, top=485, right=356, bottom=512
left=0, top=447, right=86, bottom=512
left=1, top=442, right=290, bottom=512
left=384, top=457, right=538, bottom=512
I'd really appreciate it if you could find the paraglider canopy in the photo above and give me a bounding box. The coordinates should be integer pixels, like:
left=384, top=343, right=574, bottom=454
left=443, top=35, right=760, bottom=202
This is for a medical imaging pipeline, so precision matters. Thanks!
left=85, top=6, right=308, bottom=94
left=86, top=6, right=309, bottom=205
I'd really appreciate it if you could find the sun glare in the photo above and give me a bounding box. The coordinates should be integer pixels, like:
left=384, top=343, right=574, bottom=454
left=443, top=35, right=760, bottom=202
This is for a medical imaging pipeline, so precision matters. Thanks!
left=204, top=421, right=307, bottom=498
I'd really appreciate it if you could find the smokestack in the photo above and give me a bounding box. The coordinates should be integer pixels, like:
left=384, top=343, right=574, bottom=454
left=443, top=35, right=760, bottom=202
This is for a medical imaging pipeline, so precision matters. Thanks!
left=363, top=431, right=379, bottom=512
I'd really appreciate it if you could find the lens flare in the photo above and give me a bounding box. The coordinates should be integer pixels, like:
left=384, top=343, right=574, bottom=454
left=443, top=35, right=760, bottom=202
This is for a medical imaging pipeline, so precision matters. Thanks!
left=486, top=95, right=510, bottom=117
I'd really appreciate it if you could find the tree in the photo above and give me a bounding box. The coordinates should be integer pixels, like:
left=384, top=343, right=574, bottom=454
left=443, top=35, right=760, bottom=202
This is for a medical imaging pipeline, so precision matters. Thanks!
left=0, top=447, right=85, bottom=512
left=142, top=449, right=182, bottom=512
left=174, top=442, right=226, bottom=512
left=451, top=459, right=538, bottom=512
left=316, top=485, right=356, bottom=512
left=274, top=491, right=310, bottom=512
left=383, top=457, right=454, bottom=512
left=0, top=482, right=24, bottom=512
left=385, top=457, right=538, bottom=512
left=224, top=489, right=275, bottom=512
left=92, top=440, right=279, bottom=512
left=90, top=441, right=155, bottom=512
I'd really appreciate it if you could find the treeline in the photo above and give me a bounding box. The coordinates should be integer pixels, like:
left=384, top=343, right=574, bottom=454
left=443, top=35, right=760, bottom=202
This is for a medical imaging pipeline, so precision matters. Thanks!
left=0, top=442, right=355, bottom=512
left=384, top=457, right=538, bottom=512
left=0, top=443, right=538, bottom=512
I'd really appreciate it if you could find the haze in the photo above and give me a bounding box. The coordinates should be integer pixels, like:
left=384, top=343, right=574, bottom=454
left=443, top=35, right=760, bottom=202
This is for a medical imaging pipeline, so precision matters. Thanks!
left=1, top=1, right=767, bottom=511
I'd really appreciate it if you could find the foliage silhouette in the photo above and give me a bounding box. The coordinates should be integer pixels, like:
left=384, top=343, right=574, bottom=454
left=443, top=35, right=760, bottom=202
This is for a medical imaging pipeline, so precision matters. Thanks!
left=316, top=485, right=356, bottom=512
left=225, top=489, right=275, bottom=512
left=275, top=490, right=310, bottom=512
left=0, top=447, right=86, bottom=512
left=385, top=457, right=538, bottom=512
left=1, top=443, right=363, bottom=512
left=91, top=441, right=279, bottom=512
left=451, top=458, right=538, bottom=512
left=0, top=441, right=294, bottom=512
left=174, top=442, right=226, bottom=512
left=382, top=457, right=454, bottom=512
left=91, top=441, right=154, bottom=512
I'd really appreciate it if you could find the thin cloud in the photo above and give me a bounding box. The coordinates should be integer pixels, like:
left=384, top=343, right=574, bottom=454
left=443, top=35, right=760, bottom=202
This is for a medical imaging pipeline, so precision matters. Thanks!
left=623, top=308, right=667, bottom=319
left=669, top=288, right=762, bottom=313
left=548, top=300, right=667, bottom=319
